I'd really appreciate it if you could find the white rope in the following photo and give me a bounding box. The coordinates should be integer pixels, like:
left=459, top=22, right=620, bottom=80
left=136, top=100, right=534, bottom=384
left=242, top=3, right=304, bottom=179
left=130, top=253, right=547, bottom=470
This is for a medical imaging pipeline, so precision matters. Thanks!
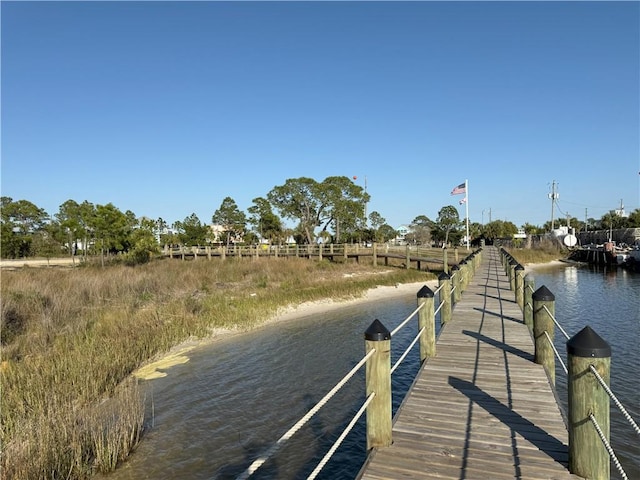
left=543, top=330, right=567, bottom=374
left=236, top=349, right=376, bottom=480
left=306, top=392, right=375, bottom=480
left=391, top=326, right=425, bottom=374
left=588, top=413, right=628, bottom=480
left=541, top=304, right=571, bottom=340
left=433, top=283, right=444, bottom=295
left=434, top=300, right=444, bottom=317
left=589, top=365, right=640, bottom=436
left=390, top=303, right=423, bottom=337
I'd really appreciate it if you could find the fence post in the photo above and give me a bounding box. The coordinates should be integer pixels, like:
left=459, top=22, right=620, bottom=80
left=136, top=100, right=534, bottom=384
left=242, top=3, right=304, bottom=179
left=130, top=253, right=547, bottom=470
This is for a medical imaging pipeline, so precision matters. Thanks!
left=438, top=272, right=452, bottom=325
left=567, top=326, right=611, bottom=480
left=533, top=285, right=555, bottom=385
left=417, top=286, right=435, bottom=362
left=364, top=319, right=392, bottom=450
left=373, top=242, right=378, bottom=267
left=523, top=274, right=535, bottom=333
left=405, top=244, right=410, bottom=269
left=515, top=264, right=525, bottom=310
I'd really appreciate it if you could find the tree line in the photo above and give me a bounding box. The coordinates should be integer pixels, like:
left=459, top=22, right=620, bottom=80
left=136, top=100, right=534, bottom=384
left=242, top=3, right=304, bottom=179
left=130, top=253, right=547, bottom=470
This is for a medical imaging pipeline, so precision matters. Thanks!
left=2, top=175, right=639, bottom=263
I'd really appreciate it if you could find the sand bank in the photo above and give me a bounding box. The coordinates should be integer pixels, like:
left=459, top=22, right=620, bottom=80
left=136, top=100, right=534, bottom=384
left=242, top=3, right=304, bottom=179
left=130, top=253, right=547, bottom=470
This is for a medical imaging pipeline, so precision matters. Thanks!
left=133, top=279, right=437, bottom=380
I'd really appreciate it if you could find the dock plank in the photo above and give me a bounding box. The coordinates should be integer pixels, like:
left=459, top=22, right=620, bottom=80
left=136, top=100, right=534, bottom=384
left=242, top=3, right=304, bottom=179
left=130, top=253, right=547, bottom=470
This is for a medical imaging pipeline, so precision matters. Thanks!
left=358, top=246, right=582, bottom=480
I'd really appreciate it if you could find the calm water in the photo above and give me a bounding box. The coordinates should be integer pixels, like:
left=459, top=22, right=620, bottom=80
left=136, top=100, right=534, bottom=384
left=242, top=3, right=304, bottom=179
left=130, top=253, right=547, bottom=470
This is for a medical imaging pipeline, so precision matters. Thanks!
left=107, top=265, right=639, bottom=480
left=530, top=264, right=639, bottom=480
left=107, top=294, right=429, bottom=480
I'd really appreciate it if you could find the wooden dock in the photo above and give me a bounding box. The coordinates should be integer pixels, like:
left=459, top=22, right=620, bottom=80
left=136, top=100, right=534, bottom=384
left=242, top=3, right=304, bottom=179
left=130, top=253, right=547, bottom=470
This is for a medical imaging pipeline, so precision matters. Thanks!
left=358, top=246, right=582, bottom=480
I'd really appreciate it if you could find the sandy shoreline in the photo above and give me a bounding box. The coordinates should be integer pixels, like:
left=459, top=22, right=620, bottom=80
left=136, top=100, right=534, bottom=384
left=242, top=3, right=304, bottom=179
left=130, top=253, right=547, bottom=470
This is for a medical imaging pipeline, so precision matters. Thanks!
left=133, top=279, right=437, bottom=379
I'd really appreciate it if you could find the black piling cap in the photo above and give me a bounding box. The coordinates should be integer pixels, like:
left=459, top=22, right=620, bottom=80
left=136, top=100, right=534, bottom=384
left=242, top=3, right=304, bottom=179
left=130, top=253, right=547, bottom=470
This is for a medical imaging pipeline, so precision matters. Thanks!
left=365, top=319, right=391, bottom=341
left=515, top=264, right=524, bottom=271
left=438, top=272, right=450, bottom=281
left=417, top=285, right=434, bottom=298
left=532, top=285, right=555, bottom=301
left=451, top=265, right=460, bottom=271
left=567, top=326, right=611, bottom=358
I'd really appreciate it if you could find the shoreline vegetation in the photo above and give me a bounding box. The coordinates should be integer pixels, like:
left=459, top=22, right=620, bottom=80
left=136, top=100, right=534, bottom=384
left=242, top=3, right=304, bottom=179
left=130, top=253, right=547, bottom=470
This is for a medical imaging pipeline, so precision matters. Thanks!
left=0, top=246, right=564, bottom=479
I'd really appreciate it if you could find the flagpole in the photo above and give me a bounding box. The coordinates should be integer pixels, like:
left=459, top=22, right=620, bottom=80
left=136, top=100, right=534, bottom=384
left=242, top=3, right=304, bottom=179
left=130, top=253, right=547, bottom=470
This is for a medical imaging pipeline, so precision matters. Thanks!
left=465, top=179, right=469, bottom=250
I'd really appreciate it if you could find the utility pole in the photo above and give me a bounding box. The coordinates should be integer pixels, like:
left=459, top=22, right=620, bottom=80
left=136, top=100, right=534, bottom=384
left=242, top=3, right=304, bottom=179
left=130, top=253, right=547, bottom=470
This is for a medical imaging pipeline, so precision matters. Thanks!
left=548, top=180, right=559, bottom=230
left=584, top=208, right=588, bottom=232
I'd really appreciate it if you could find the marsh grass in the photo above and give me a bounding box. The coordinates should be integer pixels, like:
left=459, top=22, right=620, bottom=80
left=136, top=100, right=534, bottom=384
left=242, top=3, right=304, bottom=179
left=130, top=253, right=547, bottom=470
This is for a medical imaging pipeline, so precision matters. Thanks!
left=1, top=256, right=431, bottom=479
left=507, top=239, right=566, bottom=265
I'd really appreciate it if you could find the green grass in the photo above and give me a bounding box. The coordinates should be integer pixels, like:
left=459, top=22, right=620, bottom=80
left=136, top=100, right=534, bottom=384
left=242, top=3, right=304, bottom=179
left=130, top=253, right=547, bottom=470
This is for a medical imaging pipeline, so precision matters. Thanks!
left=1, top=256, right=433, bottom=479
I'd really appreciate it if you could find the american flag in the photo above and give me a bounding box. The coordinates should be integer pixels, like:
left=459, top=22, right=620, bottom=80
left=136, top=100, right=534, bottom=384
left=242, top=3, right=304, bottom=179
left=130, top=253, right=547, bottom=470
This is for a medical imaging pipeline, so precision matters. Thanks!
left=451, top=182, right=466, bottom=195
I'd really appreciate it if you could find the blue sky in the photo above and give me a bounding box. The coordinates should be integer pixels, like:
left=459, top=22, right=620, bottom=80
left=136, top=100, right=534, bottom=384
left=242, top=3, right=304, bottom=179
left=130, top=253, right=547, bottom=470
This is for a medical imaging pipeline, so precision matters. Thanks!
left=2, top=1, right=639, bottom=230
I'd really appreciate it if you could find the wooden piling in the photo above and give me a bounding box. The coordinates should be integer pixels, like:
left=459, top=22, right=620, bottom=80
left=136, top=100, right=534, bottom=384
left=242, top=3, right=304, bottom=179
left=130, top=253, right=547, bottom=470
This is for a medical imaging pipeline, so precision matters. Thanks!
left=515, top=264, right=525, bottom=310
left=364, top=319, right=392, bottom=450
left=417, top=286, right=435, bottom=362
left=533, top=285, right=556, bottom=385
left=438, top=272, right=452, bottom=325
left=523, top=274, right=535, bottom=333
left=567, top=326, right=611, bottom=480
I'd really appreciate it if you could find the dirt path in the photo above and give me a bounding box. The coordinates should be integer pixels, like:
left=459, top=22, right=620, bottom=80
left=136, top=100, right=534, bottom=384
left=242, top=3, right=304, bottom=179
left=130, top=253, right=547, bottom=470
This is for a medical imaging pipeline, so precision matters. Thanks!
left=0, top=257, right=80, bottom=269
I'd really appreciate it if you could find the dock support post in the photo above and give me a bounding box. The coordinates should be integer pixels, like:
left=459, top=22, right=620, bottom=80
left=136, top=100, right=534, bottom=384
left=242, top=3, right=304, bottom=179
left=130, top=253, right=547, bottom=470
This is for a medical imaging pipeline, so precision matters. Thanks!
left=508, top=259, right=517, bottom=292
left=567, top=326, right=611, bottom=480
left=515, top=264, right=525, bottom=310
left=460, top=260, right=469, bottom=292
left=523, top=274, right=535, bottom=333
left=417, top=286, right=435, bottom=362
left=533, top=285, right=556, bottom=385
left=364, top=320, right=392, bottom=450
left=438, top=272, right=452, bottom=325
left=451, top=265, right=461, bottom=305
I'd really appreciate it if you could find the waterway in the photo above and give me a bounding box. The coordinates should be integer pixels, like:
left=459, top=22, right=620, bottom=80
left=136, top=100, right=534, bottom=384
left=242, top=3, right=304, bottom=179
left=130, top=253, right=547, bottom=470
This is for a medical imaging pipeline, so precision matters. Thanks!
left=531, top=263, right=639, bottom=480
left=107, top=263, right=638, bottom=480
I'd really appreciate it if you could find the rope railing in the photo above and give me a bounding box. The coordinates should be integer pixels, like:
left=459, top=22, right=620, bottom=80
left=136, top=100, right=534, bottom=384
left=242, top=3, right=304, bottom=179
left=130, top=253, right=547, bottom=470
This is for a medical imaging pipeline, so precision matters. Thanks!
left=239, top=246, right=482, bottom=479
left=390, top=302, right=424, bottom=337
left=391, top=326, right=425, bottom=375
left=307, top=392, right=376, bottom=480
left=588, top=413, right=629, bottom=480
left=543, top=330, right=567, bottom=374
left=589, top=365, right=640, bottom=436
left=541, top=304, right=571, bottom=340
left=236, top=348, right=375, bottom=479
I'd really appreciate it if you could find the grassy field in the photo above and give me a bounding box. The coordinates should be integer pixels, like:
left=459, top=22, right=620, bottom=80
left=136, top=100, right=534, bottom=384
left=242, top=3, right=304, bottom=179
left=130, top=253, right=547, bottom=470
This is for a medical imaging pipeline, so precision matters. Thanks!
left=1, top=255, right=433, bottom=479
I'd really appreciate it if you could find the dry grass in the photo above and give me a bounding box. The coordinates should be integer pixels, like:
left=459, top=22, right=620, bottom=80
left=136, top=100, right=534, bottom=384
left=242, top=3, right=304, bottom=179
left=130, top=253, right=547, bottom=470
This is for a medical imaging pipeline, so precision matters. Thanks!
left=1, top=256, right=432, bottom=479
left=507, top=239, right=566, bottom=265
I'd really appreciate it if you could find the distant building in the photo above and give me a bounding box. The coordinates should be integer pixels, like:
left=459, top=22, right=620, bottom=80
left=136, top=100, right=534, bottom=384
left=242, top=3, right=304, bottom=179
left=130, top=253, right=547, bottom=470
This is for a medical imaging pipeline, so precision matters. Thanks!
left=394, top=225, right=409, bottom=245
